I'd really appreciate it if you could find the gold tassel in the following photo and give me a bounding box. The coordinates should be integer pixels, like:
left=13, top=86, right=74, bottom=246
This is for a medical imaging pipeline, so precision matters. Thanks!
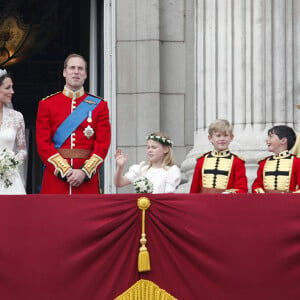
left=137, top=197, right=151, bottom=272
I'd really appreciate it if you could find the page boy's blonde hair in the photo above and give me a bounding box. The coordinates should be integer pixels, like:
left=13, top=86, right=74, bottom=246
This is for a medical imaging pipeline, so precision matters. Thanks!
left=208, top=119, right=233, bottom=136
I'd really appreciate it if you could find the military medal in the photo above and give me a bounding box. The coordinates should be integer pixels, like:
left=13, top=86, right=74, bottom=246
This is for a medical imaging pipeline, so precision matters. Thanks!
left=83, top=125, right=94, bottom=139
left=87, top=110, right=92, bottom=123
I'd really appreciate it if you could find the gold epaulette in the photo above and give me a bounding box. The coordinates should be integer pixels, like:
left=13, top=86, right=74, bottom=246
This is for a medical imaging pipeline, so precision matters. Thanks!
left=40, top=91, right=61, bottom=101
left=196, top=152, right=209, bottom=160
left=232, top=153, right=245, bottom=162
left=257, top=156, right=270, bottom=164
left=87, top=93, right=105, bottom=101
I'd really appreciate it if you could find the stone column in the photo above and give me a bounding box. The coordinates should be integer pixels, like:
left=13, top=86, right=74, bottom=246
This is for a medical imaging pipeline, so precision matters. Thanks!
left=112, top=0, right=194, bottom=193
left=179, top=0, right=300, bottom=191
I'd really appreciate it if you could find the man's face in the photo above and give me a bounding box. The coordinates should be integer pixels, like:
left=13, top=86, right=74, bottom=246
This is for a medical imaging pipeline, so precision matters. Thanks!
left=63, top=57, right=87, bottom=91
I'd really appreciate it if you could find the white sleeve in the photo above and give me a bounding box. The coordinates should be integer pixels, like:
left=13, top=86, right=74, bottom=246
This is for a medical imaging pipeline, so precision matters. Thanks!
left=124, top=161, right=147, bottom=183
left=15, top=112, right=27, bottom=162
left=165, top=165, right=181, bottom=193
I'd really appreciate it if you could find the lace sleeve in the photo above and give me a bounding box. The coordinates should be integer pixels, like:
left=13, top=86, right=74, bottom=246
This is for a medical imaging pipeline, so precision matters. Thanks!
left=15, top=112, right=27, bottom=162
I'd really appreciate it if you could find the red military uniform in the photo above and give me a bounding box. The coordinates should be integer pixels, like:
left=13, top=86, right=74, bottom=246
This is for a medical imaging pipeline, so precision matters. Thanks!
left=190, top=150, right=248, bottom=193
left=252, top=151, right=300, bottom=193
left=36, top=86, right=111, bottom=194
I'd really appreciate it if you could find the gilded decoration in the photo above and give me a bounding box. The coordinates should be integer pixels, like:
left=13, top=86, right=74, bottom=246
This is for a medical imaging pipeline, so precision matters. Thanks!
left=115, top=279, right=177, bottom=300
left=48, top=153, right=71, bottom=177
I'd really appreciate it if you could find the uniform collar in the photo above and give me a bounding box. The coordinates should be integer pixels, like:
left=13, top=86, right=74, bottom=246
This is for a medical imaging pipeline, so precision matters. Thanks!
left=273, top=150, right=290, bottom=159
left=211, top=149, right=231, bottom=157
left=62, top=86, right=85, bottom=99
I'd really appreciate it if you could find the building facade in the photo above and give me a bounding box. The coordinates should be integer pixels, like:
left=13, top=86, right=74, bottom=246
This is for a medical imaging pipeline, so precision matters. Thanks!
left=103, top=0, right=300, bottom=193
left=104, top=0, right=195, bottom=193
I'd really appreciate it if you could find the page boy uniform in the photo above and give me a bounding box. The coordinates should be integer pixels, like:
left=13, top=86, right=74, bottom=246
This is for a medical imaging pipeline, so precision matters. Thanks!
left=252, top=150, right=300, bottom=193
left=36, top=86, right=111, bottom=194
left=190, top=150, right=248, bottom=193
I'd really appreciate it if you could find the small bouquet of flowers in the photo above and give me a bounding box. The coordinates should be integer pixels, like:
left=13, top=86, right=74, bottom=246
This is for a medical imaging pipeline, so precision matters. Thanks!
left=0, top=149, right=21, bottom=188
left=133, top=176, right=153, bottom=194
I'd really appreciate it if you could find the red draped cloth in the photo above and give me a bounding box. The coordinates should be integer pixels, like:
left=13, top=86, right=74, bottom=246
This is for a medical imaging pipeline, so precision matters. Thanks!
left=0, top=194, right=300, bottom=299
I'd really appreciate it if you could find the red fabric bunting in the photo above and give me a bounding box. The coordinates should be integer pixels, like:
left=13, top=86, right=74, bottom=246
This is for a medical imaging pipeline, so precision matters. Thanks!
left=0, top=194, right=299, bottom=299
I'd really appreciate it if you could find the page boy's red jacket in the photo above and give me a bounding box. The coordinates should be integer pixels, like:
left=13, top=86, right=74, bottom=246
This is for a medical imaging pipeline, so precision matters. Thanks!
left=190, top=150, right=248, bottom=193
left=252, top=152, right=300, bottom=193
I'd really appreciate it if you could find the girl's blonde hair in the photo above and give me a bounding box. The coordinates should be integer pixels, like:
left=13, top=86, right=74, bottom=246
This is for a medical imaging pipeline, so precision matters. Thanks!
left=146, top=132, right=175, bottom=168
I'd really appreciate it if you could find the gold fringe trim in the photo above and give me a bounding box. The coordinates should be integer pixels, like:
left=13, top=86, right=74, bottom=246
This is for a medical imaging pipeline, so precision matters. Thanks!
left=115, top=279, right=177, bottom=300
left=137, top=197, right=151, bottom=272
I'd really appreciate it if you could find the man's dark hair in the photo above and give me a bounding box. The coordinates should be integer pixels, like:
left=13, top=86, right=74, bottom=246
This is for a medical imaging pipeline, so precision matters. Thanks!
left=268, top=125, right=296, bottom=150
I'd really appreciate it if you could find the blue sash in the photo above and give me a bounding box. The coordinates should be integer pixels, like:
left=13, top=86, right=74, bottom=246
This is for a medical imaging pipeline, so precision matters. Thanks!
left=53, top=95, right=102, bottom=148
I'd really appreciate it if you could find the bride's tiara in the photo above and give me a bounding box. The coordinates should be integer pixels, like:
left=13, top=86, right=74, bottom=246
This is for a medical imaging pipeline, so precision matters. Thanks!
left=0, top=69, right=7, bottom=78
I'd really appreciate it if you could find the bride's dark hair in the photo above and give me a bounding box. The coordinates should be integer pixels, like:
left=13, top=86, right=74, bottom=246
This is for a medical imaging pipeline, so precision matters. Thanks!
left=0, top=69, right=11, bottom=86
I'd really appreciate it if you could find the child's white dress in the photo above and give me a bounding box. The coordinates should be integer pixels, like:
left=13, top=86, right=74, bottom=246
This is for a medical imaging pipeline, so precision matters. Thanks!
left=125, top=161, right=181, bottom=193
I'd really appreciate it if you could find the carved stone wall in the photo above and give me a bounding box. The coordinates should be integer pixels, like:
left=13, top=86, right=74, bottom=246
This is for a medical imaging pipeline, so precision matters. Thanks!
left=178, top=0, right=300, bottom=192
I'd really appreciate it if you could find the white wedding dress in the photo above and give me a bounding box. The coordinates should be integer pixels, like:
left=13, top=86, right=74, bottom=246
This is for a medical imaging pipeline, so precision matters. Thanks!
left=0, top=105, right=27, bottom=194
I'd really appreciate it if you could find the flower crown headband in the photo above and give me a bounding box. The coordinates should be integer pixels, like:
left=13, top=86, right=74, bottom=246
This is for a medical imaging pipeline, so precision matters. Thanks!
left=146, top=134, right=174, bottom=147
left=0, top=69, right=7, bottom=78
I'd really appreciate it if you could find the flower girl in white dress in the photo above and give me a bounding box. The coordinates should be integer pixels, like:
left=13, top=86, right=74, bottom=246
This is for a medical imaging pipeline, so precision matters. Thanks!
left=0, top=69, right=27, bottom=194
left=114, top=132, right=181, bottom=193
